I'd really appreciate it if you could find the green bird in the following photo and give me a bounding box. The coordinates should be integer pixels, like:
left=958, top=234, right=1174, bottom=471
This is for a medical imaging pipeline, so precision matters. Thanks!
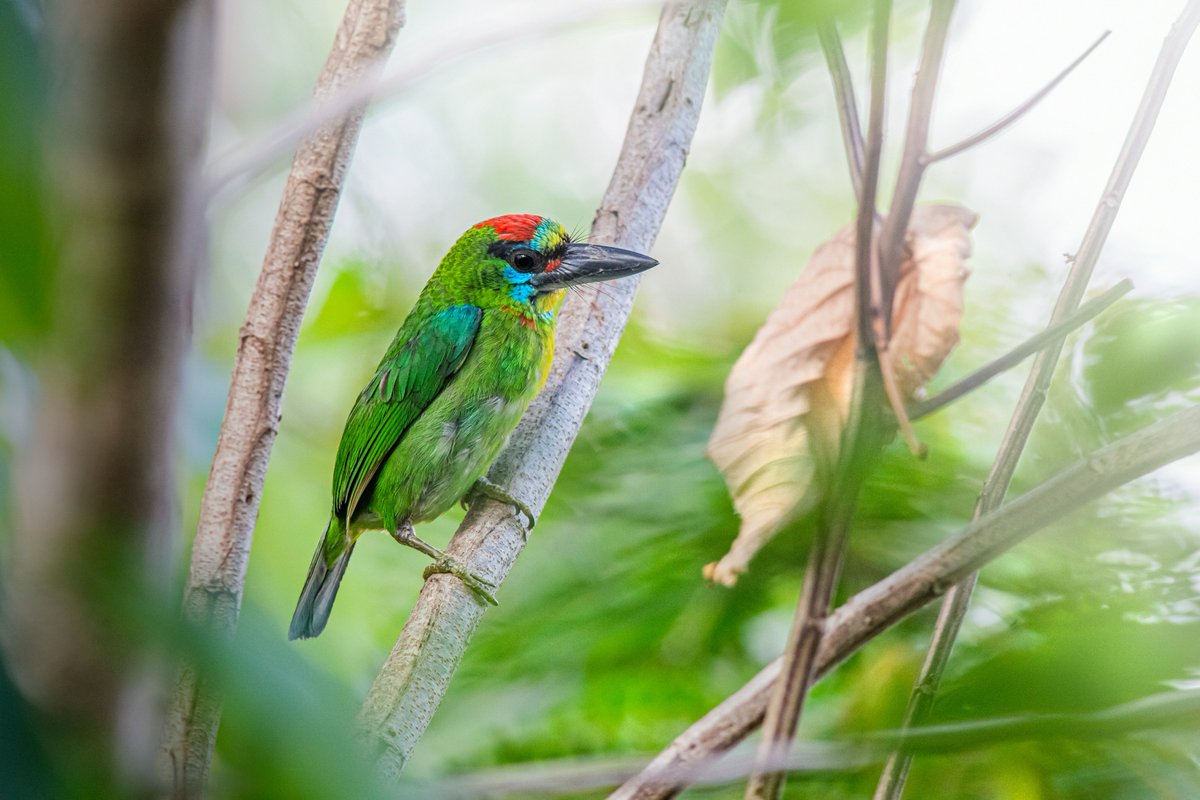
left=289, top=214, right=658, bottom=639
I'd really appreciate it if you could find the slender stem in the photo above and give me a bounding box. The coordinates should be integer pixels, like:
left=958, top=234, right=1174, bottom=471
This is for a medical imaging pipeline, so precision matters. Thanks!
left=871, top=569, right=976, bottom=799
left=743, top=4, right=891, bottom=797
left=357, top=2, right=729, bottom=781
left=609, top=403, right=1200, bottom=800
left=868, top=0, right=956, bottom=457
left=875, top=4, right=1200, bottom=797
left=875, top=0, right=956, bottom=331
left=744, top=367, right=883, bottom=800
left=910, top=278, right=1133, bottom=420
left=927, top=31, right=1110, bottom=163
left=819, top=21, right=865, bottom=197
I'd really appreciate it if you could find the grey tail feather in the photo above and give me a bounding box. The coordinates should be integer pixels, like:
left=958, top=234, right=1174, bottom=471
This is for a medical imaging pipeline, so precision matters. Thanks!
left=288, top=524, right=356, bottom=641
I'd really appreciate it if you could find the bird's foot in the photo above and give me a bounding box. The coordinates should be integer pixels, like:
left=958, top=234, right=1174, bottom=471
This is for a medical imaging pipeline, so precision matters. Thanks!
left=464, top=476, right=536, bottom=532
left=423, top=557, right=499, bottom=606
left=391, top=523, right=498, bottom=605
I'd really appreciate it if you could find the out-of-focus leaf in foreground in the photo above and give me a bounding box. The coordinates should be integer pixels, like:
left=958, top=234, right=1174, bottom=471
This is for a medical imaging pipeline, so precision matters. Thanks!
left=705, top=205, right=976, bottom=586
left=0, top=2, right=51, bottom=349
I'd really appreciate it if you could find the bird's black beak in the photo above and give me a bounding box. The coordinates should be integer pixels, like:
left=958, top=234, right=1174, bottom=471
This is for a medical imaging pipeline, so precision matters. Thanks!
left=531, top=242, right=658, bottom=292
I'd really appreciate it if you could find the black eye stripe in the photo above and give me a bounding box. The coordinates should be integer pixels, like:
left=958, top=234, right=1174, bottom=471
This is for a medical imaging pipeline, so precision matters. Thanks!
left=487, top=241, right=546, bottom=273
left=485, top=230, right=572, bottom=275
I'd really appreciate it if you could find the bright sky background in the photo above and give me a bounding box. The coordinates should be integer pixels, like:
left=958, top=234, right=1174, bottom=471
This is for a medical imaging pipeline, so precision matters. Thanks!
left=939, top=1, right=1199, bottom=297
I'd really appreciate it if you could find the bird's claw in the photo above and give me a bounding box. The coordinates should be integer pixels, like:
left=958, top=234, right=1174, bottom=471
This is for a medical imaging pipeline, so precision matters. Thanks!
left=423, top=556, right=499, bottom=606
left=465, top=477, right=537, bottom=531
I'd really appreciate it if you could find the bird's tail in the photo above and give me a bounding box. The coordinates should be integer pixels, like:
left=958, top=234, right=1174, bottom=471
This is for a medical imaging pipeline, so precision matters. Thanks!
left=288, top=521, right=356, bottom=640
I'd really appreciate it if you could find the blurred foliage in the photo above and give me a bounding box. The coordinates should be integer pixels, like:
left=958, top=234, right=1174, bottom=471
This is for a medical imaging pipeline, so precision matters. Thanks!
left=2, top=1, right=1199, bottom=798
left=0, top=1, right=51, bottom=349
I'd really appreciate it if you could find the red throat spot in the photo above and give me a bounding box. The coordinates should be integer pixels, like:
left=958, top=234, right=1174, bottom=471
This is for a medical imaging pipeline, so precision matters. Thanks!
left=473, top=214, right=543, bottom=242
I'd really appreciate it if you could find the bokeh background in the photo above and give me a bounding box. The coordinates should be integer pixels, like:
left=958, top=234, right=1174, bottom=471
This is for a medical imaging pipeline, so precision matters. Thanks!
left=3, top=0, right=1200, bottom=797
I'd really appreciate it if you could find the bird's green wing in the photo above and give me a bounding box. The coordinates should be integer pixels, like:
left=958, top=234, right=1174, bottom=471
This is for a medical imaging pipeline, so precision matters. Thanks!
left=331, top=304, right=482, bottom=525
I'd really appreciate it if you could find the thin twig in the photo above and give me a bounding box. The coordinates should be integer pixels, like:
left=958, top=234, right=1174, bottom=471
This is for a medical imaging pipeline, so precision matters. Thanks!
left=205, top=0, right=655, bottom=203
left=854, top=0, right=891, bottom=350
left=875, top=4, right=1200, bottom=796
left=910, top=278, right=1133, bottom=420
left=926, top=31, right=1110, bottom=163
left=876, top=0, right=955, bottom=329
left=873, top=0, right=956, bottom=456
left=356, top=1, right=728, bottom=783
left=818, top=21, right=865, bottom=197
left=609, top=403, right=1200, bottom=800
left=159, top=1, right=407, bottom=795
left=743, top=4, right=892, bottom=797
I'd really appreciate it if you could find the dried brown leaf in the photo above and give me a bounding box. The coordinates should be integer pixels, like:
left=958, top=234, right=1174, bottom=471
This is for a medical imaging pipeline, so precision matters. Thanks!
left=704, top=204, right=976, bottom=586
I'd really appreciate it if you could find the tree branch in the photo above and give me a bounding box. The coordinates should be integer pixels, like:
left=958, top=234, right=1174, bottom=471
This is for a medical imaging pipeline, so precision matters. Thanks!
left=742, top=5, right=890, bottom=797
left=872, top=0, right=956, bottom=455
left=159, top=1, right=406, bottom=795
left=875, top=0, right=955, bottom=330
left=356, top=1, right=728, bottom=782
left=818, top=21, right=865, bottom=197
left=609, top=403, right=1200, bottom=800
left=876, top=4, right=1200, bottom=796
left=926, top=31, right=1109, bottom=164
left=909, top=278, right=1132, bottom=420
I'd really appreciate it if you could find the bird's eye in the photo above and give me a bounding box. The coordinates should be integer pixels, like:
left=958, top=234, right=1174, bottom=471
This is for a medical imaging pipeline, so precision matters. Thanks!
left=510, top=249, right=539, bottom=273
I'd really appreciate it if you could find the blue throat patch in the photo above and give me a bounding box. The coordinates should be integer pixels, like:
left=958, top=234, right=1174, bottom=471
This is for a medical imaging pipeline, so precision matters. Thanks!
left=503, top=266, right=536, bottom=303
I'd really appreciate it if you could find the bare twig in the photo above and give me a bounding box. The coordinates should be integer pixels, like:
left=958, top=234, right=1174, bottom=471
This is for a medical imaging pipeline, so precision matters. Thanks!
left=742, top=5, right=891, bottom=798
left=742, top=395, right=867, bottom=799
left=875, top=4, right=1200, bottom=797
left=159, top=1, right=406, bottom=795
left=610, top=403, right=1200, bottom=800
left=818, top=21, right=865, bottom=196
left=854, top=0, right=891, bottom=349
left=876, top=0, right=955, bottom=329
left=910, top=278, right=1133, bottom=420
left=871, top=0, right=956, bottom=457
left=205, top=0, right=655, bottom=202
left=926, top=31, right=1109, bottom=163
left=356, top=1, right=728, bottom=783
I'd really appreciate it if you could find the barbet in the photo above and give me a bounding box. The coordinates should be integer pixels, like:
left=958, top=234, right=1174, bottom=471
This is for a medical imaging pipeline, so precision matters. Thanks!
left=289, top=214, right=658, bottom=639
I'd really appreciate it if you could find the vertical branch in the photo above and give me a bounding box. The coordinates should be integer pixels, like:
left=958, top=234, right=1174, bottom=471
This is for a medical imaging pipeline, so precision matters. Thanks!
left=873, top=0, right=956, bottom=454
left=159, top=1, right=406, bottom=796
left=5, top=0, right=213, bottom=793
left=743, top=4, right=891, bottom=799
left=854, top=0, right=891, bottom=349
left=874, top=2, right=1200, bottom=797
left=818, top=21, right=865, bottom=197
left=875, top=0, right=955, bottom=321
left=357, top=0, right=728, bottom=783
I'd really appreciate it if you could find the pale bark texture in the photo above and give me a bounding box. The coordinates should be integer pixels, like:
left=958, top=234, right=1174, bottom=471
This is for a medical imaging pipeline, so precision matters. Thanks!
left=357, top=0, right=728, bottom=782
left=159, top=1, right=406, bottom=795
left=610, top=403, right=1200, bottom=799
left=4, top=0, right=213, bottom=793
